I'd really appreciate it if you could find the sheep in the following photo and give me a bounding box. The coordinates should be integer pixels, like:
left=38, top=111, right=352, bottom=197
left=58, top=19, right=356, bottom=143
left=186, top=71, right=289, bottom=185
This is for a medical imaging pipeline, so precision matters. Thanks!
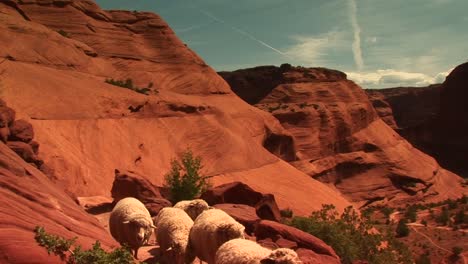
left=109, top=197, right=155, bottom=259
left=154, top=207, right=196, bottom=264
left=173, top=199, right=210, bottom=220
left=189, top=208, right=245, bottom=264
left=215, top=238, right=302, bottom=264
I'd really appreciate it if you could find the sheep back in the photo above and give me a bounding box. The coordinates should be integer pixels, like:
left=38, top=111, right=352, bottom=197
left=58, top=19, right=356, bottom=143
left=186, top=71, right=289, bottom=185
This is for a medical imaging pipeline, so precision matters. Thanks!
left=215, top=238, right=271, bottom=264
left=173, top=199, right=210, bottom=220
left=215, top=239, right=302, bottom=264
left=189, top=208, right=245, bottom=264
left=154, top=207, right=195, bottom=264
left=109, top=197, right=154, bottom=250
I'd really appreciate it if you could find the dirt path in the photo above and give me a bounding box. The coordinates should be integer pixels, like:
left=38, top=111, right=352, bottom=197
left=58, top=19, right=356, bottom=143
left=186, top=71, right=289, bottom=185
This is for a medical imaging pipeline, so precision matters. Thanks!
left=409, top=226, right=451, bottom=254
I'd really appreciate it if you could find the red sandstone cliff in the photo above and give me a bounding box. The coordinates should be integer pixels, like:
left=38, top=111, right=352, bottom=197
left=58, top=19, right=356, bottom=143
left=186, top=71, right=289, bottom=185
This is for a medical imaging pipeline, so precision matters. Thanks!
left=366, top=62, right=468, bottom=178
left=219, top=65, right=466, bottom=208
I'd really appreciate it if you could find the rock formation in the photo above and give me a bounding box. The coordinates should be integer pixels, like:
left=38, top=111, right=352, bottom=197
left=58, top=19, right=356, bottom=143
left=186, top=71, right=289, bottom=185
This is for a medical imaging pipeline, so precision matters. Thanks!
left=0, top=141, right=119, bottom=263
left=0, top=0, right=350, bottom=217
left=219, top=65, right=466, bottom=207
left=366, top=62, right=468, bottom=178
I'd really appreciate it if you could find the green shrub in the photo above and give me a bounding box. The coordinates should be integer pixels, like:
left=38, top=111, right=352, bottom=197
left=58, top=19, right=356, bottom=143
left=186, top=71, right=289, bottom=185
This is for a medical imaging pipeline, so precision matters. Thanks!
left=454, top=209, right=466, bottom=224
left=164, top=149, right=211, bottom=203
left=421, top=219, right=428, bottom=226
left=34, top=226, right=135, bottom=264
left=380, top=207, right=394, bottom=219
left=105, top=78, right=154, bottom=95
left=404, top=205, right=418, bottom=222
left=57, top=29, right=70, bottom=38
left=287, top=205, right=412, bottom=264
left=436, top=207, right=450, bottom=225
left=280, top=208, right=293, bottom=218
left=396, top=219, right=410, bottom=237
left=452, top=246, right=463, bottom=256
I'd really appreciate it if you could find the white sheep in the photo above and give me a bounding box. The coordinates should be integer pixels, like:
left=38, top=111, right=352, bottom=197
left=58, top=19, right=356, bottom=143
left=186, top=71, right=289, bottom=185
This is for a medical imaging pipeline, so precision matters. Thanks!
left=189, top=208, right=246, bottom=264
left=215, top=238, right=302, bottom=264
left=154, top=207, right=196, bottom=264
left=109, top=197, right=155, bottom=259
left=173, top=199, right=210, bottom=220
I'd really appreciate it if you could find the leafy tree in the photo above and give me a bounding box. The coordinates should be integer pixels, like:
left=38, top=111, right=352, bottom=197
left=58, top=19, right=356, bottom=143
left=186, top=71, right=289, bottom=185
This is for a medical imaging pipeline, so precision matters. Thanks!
left=287, top=205, right=412, bottom=264
left=396, top=219, right=410, bottom=237
left=164, top=149, right=211, bottom=203
left=280, top=208, right=293, bottom=218
left=34, top=226, right=135, bottom=264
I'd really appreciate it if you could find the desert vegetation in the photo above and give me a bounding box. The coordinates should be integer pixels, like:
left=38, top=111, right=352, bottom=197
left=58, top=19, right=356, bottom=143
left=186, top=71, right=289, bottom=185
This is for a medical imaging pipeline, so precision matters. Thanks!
left=34, top=226, right=136, bottom=264
left=286, top=204, right=413, bottom=264
left=163, top=149, right=212, bottom=204
left=105, top=78, right=156, bottom=95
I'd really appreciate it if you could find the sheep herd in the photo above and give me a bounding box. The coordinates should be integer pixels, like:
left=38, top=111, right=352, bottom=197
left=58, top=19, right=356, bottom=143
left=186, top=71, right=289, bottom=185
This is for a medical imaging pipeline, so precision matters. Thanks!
left=109, top=198, right=302, bottom=264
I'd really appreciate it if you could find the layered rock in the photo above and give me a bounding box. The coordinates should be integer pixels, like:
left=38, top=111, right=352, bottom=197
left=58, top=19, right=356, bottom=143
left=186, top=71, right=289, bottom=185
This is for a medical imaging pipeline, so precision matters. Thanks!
left=366, top=63, right=468, bottom=178
left=220, top=65, right=466, bottom=207
left=0, top=0, right=350, bottom=216
left=0, top=142, right=119, bottom=263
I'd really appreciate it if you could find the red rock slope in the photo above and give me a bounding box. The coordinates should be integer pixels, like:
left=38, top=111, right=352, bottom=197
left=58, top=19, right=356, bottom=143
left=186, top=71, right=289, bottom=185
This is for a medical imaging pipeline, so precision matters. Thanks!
left=219, top=65, right=466, bottom=208
left=0, top=141, right=119, bottom=264
left=0, top=0, right=350, bottom=215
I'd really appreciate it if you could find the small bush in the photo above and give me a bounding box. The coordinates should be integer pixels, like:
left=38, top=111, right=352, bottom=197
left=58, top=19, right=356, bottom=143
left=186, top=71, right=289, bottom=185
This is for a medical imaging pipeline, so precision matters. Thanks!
left=105, top=78, right=155, bottom=95
left=396, top=219, right=410, bottom=237
left=404, top=205, right=418, bottom=222
left=287, top=205, right=412, bottom=264
left=57, top=29, right=70, bottom=38
left=280, top=208, right=293, bottom=218
left=34, top=226, right=135, bottom=264
left=164, top=149, right=211, bottom=203
left=436, top=207, right=450, bottom=225
left=452, top=246, right=463, bottom=256
left=421, top=219, right=428, bottom=226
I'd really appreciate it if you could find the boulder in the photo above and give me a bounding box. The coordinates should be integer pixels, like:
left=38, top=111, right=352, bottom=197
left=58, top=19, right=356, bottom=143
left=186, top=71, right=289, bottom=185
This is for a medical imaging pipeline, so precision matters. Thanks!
left=254, top=220, right=339, bottom=261
left=8, top=119, right=34, bottom=143
left=29, top=141, right=40, bottom=154
left=76, top=196, right=113, bottom=214
left=0, top=127, right=9, bottom=143
left=144, top=198, right=172, bottom=216
left=296, top=248, right=341, bottom=264
left=0, top=105, right=15, bottom=128
left=111, top=169, right=171, bottom=215
left=213, top=203, right=260, bottom=235
left=6, top=141, right=43, bottom=167
left=201, top=182, right=281, bottom=222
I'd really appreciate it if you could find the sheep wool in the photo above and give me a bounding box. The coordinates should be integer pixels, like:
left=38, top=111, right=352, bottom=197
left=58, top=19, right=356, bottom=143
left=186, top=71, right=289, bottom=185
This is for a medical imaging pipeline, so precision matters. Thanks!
left=173, top=199, right=210, bottom=220
left=215, top=239, right=302, bottom=264
left=189, top=208, right=245, bottom=264
left=109, top=197, right=155, bottom=259
left=154, top=207, right=195, bottom=264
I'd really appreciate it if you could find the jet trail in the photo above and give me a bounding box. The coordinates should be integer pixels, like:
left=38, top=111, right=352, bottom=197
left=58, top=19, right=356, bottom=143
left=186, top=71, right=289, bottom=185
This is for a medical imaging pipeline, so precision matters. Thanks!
left=196, top=8, right=291, bottom=59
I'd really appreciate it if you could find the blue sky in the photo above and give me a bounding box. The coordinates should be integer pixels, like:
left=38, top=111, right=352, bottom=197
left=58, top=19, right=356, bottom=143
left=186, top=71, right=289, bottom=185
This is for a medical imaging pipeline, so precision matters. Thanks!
left=96, top=0, right=468, bottom=88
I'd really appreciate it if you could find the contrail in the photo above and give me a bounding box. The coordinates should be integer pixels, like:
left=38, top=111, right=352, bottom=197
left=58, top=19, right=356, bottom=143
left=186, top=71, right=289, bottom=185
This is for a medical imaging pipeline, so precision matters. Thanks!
left=197, top=8, right=291, bottom=59
left=348, top=0, right=364, bottom=70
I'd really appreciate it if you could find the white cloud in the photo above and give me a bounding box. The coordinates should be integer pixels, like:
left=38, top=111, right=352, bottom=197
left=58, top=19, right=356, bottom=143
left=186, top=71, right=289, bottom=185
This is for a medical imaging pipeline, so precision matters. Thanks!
left=347, top=69, right=452, bottom=88
left=284, top=31, right=345, bottom=65
left=348, top=0, right=364, bottom=70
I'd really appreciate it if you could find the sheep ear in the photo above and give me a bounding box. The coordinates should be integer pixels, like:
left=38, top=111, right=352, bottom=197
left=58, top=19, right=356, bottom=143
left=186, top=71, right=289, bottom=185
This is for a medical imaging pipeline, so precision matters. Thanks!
left=151, top=224, right=156, bottom=229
